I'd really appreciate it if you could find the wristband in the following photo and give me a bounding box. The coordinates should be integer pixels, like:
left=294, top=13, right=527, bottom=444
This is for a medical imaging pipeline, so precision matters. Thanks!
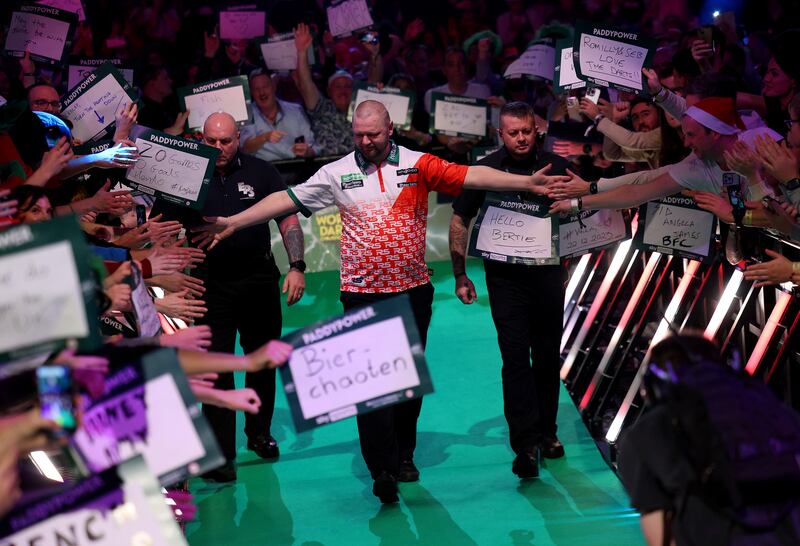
left=653, top=87, right=668, bottom=103
left=589, top=181, right=598, bottom=194
left=593, top=113, right=605, bottom=126
left=793, top=262, right=800, bottom=274
left=289, top=260, right=306, bottom=273
left=742, top=210, right=753, bottom=227
left=784, top=178, right=800, bottom=191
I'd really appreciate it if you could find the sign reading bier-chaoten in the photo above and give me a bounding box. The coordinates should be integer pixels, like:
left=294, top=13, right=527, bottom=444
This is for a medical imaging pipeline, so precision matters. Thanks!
left=468, top=193, right=559, bottom=265
left=177, top=75, right=252, bottom=132
left=633, top=194, right=717, bottom=262
left=60, top=62, right=136, bottom=142
left=125, top=125, right=219, bottom=210
left=573, top=21, right=654, bottom=94
left=279, top=295, right=432, bottom=432
left=430, top=92, right=489, bottom=139
left=4, top=5, right=78, bottom=66
left=558, top=208, right=630, bottom=258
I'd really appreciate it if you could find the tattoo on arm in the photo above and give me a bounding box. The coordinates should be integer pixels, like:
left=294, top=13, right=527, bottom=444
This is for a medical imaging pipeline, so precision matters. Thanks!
left=449, top=215, right=470, bottom=278
left=280, top=222, right=305, bottom=263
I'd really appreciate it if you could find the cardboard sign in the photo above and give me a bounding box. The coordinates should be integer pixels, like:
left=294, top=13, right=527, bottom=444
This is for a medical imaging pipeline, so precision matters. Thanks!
left=347, top=82, right=415, bottom=130
left=60, top=62, right=136, bottom=142
left=125, top=125, right=219, bottom=210
left=554, top=39, right=586, bottom=92
left=280, top=295, right=432, bottom=432
left=0, top=457, right=187, bottom=546
left=128, top=261, right=161, bottom=338
left=68, top=59, right=133, bottom=91
left=503, top=41, right=556, bottom=81
left=633, top=194, right=717, bottom=262
left=467, top=193, right=559, bottom=265
left=72, top=349, right=223, bottom=485
left=558, top=209, right=630, bottom=258
left=72, top=138, right=114, bottom=156
left=4, top=5, right=77, bottom=66
left=326, top=0, right=373, bottom=37
left=573, top=20, right=654, bottom=93
left=0, top=216, right=100, bottom=363
left=36, top=0, right=86, bottom=22
left=259, top=33, right=314, bottom=71
left=177, top=75, right=252, bottom=132
left=430, top=92, right=488, bottom=139
left=219, top=10, right=266, bottom=40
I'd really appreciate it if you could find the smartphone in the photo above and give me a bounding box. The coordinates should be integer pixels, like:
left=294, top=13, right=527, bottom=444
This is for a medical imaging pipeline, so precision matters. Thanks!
left=566, top=96, right=582, bottom=122
left=294, top=135, right=305, bottom=144
left=585, top=87, right=601, bottom=105
left=761, top=195, right=781, bottom=212
left=135, top=204, right=147, bottom=226
left=699, top=26, right=715, bottom=53
left=722, top=172, right=742, bottom=188
left=361, top=32, right=378, bottom=45
left=37, top=366, right=77, bottom=434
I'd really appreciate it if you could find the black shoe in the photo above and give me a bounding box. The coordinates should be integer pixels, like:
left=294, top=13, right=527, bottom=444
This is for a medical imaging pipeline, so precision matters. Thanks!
left=247, top=435, right=279, bottom=459
left=398, top=460, right=420, bottom=482
left=372, top=471, right=399, bottom=503
left=541, top=435, right=565, bottom=459
left=201, top=461, right=237, bottom=483
left=512, top=447, right=540, bottom=479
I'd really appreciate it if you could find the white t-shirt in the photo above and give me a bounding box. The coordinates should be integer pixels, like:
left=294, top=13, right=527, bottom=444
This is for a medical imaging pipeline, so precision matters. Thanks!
left=424, top=82, right=491, bottom=113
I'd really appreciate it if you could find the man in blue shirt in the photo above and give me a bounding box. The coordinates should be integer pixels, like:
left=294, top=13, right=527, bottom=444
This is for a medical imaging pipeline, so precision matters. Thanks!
left=239, top=70, right=316, bottom=162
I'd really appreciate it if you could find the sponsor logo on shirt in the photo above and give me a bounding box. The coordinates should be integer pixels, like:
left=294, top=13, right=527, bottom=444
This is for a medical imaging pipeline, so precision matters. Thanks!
left=396, top=168, right=419, bottom=176
left=397, top=181, right=417, bottom=188
left=238, top=182, right=255, bottom=199
left=350, top=276, right=366, bottom=286
left=340, top=173, right=365, bottom=190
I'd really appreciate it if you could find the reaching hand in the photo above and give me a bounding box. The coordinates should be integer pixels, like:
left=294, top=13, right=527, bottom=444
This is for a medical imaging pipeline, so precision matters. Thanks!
left=545, top=169, right=589, bottom=200
left=220, top=388, right=262, bottom=414
left=165, top=111, right=190, bottom=136
left=248, top=339, right=294, bottom=371
left=155, top=289, right=207, bottom=321
left=283, top=270, right=305, bottom=306
left=455, top=274, right=477, bottom=304
left=92, top=142, right=139, bottom=169
left=691, top=39, right=714, bottom=72
left=755, top=135, right=799, bottom=184
left=38, top=137, right=74, bottom=179
left=188, top=373, right=218, bottom=389
left=113, top=103, right=138, bottom=142
left=148, top=271, right=205, bottom=297
left=104, top=260, right=132, bottom=289
left=685, top=190, right=734, bottom=224
left=143, top=213, right=183, bottom=244
left=762, top=199, right=798, bottom=235
left=294, top=23, right=313, bottom=52
left=579, top=98, right=600, bottom=119
left=91, top=180, right=134, bottom=216
left=147, top=246, right=189, bottom=276
left=19, top=47, right=35, bottom=77
left=548, top=199, right=574, bottom=216
left=530, top=164, right=571, bottom=192
left=190, top=216, right=236, bottom=250
left=160, top=325, right=212, bottom=351
left=743, top=249, right=793, bottom=287
left=106, top=283, right=132, bottom=312
left=641, top=68, right=662, bottom=95
left=722, top=141, right=759, bottom=179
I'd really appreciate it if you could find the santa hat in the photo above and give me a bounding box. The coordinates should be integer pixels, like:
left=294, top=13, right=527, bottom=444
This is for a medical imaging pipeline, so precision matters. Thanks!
left=684, top=97, right=745, bottom=135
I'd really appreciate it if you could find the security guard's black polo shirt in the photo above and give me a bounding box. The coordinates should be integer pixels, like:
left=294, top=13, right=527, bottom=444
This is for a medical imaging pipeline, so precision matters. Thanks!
left=152, top=152, right=290, bottom=280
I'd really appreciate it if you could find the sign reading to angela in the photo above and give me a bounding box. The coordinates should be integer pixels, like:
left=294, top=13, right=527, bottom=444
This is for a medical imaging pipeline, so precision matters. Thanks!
left=348, top=82, right=415, bottom=130
left=60, top=62, right=136, bottom=142
left=468, top=193, right=559, bottom=265
left=280, top=295, right=432, bottom=432
left=3, top=4, right=77, bottom=66
left=573, top=21, right=654, bottom=94
left=558, top=208, right=630, bottom=258
left=177, top=75, right=252, bottom=132
left=633, top=194, right=717, bottom=262
left=125, top=125, right=219, bottom=210
left=0, top=216, right=100, bottom=364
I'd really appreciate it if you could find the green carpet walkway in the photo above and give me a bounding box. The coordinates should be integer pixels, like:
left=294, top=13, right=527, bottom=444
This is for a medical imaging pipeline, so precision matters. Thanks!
left=185, top=260, right=644, bottom=546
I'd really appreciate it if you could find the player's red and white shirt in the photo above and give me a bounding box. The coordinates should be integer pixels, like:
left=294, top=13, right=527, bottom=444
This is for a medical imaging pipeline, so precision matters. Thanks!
left=288, top=143, right=467, bottom=293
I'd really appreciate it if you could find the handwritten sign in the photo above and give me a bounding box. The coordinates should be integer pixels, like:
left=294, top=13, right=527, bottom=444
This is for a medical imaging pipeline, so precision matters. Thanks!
left=259, top=33, right=314, bottom=71
left=634, top=194, right=717, bottom=262
left=467, top=193, right=559, bottom=265
left=347, top=82, right=415, bottom=130
left=128, top=261, right=161, bottom=338
left=36, top=0, right=86, bottom=22
left=430, top=92, right=488, bottom=139
left=280, top=296, right=432, bottom=432
left=177, top=75, right=252, bottom=131
left=504, top=41, right=556, bottom=81
left=72, top=349, right=223, bottom=485
left=61, top=62, right=136, bottom=142
left=4, top=5, right=77, bottom=66
left=327, top=0, right=374, bottom=37
left=0, top=457, right=188, bottom=546
left=554, top=39, right=586, bottom=92
left=219, top=10, right=265, bottom=40
left=0, top=216, right=100, bottom=363
left=125, top=125, right=219, bottom=210
left=573, top=20, right=654, bottom=93
left=558, top=209, right=630, bottom=258
left=68, top=59, right=133, bottom=90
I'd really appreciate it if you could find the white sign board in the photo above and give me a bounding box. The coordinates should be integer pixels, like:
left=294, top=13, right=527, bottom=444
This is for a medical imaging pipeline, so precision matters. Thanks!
left=184, top=86, right=248, bottom=131
left=219, top=10, right=266, bottom=40
left=638, top=198, right=716, bottom=261
left=504, top=43, right=556, bottom=81
left=36, top=0, right=86, bottom=22
left=68, top=62, right=133, bottom=91
left=555, top=44, right=586, bottom=91
left=326, top=0, right=373, bottom=37
left=574, top=22, right=652, bottom=93
left=61, top=65, right=133, bottom=142
left=475, top=205, right=554, bottom=260
left=431, top=93, right=488, bottom=138
left=5, top=10, right=72, bottom=64
left=559, top=209, right=629, bottom=258
left=127, top=137, right=210, bottom=203
left=350, top=85, right=413, bottom=130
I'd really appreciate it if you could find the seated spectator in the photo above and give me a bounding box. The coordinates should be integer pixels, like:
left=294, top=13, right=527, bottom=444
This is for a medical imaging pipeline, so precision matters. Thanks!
left=240, top=70, right=316, bottom=162
left=26, top=83, right=61, bottom=116
left=8, top=185, right=53, bottom=224
left=136, top=65, right=186, bottom=136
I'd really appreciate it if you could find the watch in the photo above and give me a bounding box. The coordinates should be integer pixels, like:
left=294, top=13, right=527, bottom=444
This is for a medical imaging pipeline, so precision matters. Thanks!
left=589, top=181, right=598, bottom=194
left=784, top=178, right=800, bottom=191
left=289, top=260, right=306, bottom=273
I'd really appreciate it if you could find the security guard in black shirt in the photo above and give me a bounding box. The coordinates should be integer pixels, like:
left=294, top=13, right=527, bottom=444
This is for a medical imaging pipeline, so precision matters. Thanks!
left=449, top=102, right=568, bottom=479
left=152, top=112, right=306, bottom=482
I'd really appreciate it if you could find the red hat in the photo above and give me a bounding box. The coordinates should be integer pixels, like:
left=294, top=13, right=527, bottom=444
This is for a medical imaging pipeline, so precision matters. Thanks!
left=684, top=97, right=745, bottom=135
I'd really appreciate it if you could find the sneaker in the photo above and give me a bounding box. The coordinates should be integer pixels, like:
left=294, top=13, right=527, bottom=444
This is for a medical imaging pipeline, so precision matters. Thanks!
left=247, top=435, right=279, bottom=459
left=541, top=435, right=565, bottom=459
left=512, top=447, right=540, bottom=479
left=372, top=471, right=399, bottom=503
left=201, top=461, right=237, bottom=483
left=398, top=460, right=420, bottom=482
